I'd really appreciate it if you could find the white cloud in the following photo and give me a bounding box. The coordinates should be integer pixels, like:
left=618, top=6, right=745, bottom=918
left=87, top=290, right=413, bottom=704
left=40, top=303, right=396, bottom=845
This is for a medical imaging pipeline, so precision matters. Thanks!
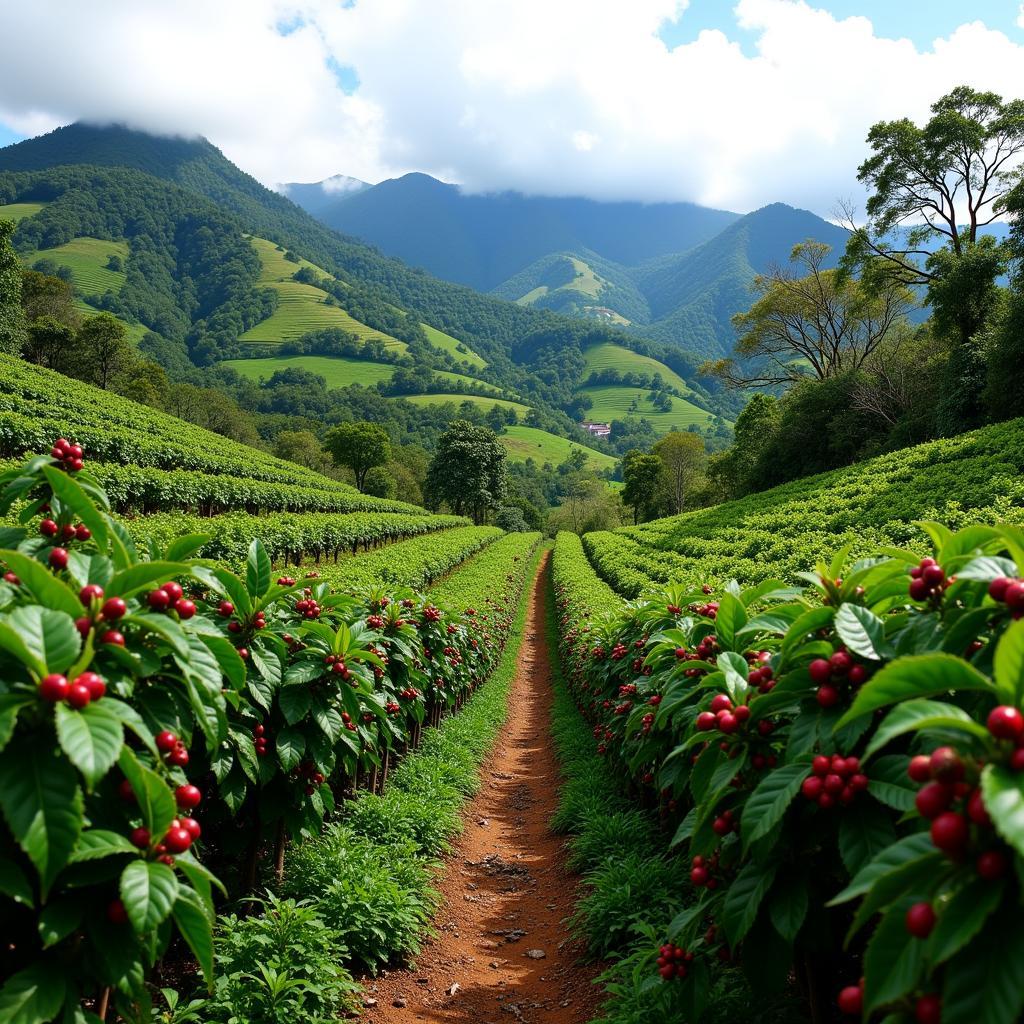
left=1, top=0, right=1024, bottom=214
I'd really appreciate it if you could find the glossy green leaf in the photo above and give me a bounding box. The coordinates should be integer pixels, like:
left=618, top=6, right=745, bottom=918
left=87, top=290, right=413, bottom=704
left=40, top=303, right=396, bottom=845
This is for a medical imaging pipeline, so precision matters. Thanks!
left=864, top=699, right=987, bottom=759
left=994, top=619, right=1024, bottom=704
left=981, top=763, right=1024, bottom=860
left=246, top=539, right=271, bottom=598
left=55, top=702, right=124, bottom=790
left=928, top=878, right=1004, bottom=967
left=835, top=602, right=894, bottom=661
left=863, top=898, right=925, bottom=1010
left=173, top=887, right=214, bottom=985
left=721, top=859, right=777, bottom=947
left=120, top=860, right=179, bottom=935
left=117, top=748, right=176, bottom=839
left=0, top=963, right=67, bottom=1024
left=829, top=832, right=935, bottom=904
left=838, top=799, right=898, bottom=875
left=741, top=762, right=810, bottom=850
left=7, top=606, right=80, bottom=675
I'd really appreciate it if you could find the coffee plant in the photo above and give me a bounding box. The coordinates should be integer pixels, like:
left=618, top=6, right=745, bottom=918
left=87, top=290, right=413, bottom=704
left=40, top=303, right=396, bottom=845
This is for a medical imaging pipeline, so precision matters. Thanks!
left=0, top=441, right=520, bottom=1023
left=554, top=521, right=1024, bottom=1024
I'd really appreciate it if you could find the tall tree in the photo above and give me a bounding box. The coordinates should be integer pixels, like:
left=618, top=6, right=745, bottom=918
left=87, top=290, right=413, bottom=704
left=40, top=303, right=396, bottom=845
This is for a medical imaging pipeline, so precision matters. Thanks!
left=0, top=219, right=27, bottom=356
left=711, top=242, right=912, bottom=387
left=841, top=86, right=1024, bottom=344
left=74, top=313, right=131, bottom=389
left=622, top=450, right=663, bottom=525
left=323, top=421, right=392, bottom=492
left=425, top=420, right=507, bottom=524
left=653, top=432, right=705, bottom=515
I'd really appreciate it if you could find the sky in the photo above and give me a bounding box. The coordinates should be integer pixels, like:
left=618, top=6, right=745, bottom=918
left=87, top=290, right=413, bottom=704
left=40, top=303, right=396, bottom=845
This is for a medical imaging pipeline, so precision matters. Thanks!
left=1, top=1, right=1024, bottom=216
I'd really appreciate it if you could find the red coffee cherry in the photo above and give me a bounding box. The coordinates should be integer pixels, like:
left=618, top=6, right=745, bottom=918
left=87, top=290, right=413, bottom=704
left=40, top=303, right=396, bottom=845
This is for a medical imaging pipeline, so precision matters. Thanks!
left=987, top=705, right=1024, bottom=741
left=905, top=901, right=936, bottom=938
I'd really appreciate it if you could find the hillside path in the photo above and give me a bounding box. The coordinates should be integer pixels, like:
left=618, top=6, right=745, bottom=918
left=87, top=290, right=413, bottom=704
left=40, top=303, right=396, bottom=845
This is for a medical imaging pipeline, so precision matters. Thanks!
left=361, top=553, right=603, bottom=1024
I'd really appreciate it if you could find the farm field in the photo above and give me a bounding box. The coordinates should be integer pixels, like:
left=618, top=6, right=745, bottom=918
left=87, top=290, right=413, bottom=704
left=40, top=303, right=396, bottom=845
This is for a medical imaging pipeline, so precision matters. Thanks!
left=24, top=236, right=129, bottom=295
left=0, top=201, right=47, bottom=222
left=421, top=322, right=487, bottom=368
left=582, top=341, right=693, bottom=394
left=239, top=236, right=408, bottom=351
left=400, top=392, right=531, bottom=415
left=223, top=353, right=398, bottom=388
left=579, top=382, right=716, bottom=430
left=499, top=424, right=617, bottom=470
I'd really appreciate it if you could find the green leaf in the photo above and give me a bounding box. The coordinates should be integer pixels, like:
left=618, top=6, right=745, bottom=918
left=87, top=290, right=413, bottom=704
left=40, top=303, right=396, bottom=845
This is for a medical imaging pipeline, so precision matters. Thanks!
left=863, top=898, right=925, bottom=1011
left=942, top=907, right=1024, bottom=1024
left=173, top=887, right=214, bottom=985
left=741, top=762, right=811, bottom=850
left=0, top=857, right=33, bottom=906
left=0, top=695, right=33, bottom=754
left=249, top=643, right=282, bottom=689
left=834, top=603, right=895, bottom=660
left=768, top=871, right=808, bottom=942
left=981, top=763, right=1024, bottom=860
left=779, top=607, right=835, bottom=665
left=714, top=593, right=746, bottom=650
left=928, top=878, right=1004, bottom=967
left=41, top=464, right=110, bottom=552
left=864, top=699, right=988, bottom=760
left=716, top=652, right=750, bottom=702
left=55, top=702, right=124, bottom=790
left=0, top=963, right=67, bottom=1024
left=246, top=540, right=271, bottom=598
left=0, top=736, right=82, bottom=897
left=994, top=619, right=1024, bottom=705
left=199, top=635, right=245, bottom=692
left=721, top=859, right=778, bottom=946
left=122, top=612, right=190, bottom=659
left=7, top=606, right=81, bottom=675
left=837, top=800, right=898, bottom=875
left=279, top=683, right=312, bottom=725
left=118, top=748, right=176, bottom=839
left=867, top=779, right=917, bottom=812
left=120, top=860, right=179, bottom=935
left=69, top=829, right=136, bottom=863
left=0, top=549, right=82, bottom=617
left=107, top=561, right=190, bottom=601
left=192, top=565, right=251, bottom=618
left=838, top=654, right=994, bottom=727
left=0, top=623, right=45, bottom=677
left=276, top=726, right=305, bottom=772
left=38, top=896, right=84, bottom=948
left=829, top=832, right=935, bottom=904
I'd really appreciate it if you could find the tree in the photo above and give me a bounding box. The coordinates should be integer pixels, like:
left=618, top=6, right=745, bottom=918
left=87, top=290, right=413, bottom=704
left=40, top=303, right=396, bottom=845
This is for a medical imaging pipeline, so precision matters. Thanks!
left=710, top=242, right=913, bottom=388
left=273, top=430, right=331, bottom=472
left=547, top=477, right=621, bottom=535
left=363, top=466, right=396, bottom=499
left=653, top=432, right=705, bottom=515
left=706, top=394, right=781, bottom=500
left=495, top=505, right=529, bottom=532
left=20, top=269, right=78, bottom=328
left=0, top=219, right=27, bottom=356
left=23, top=315, right=77, bottom=371
left=840, top=86, right=1024, bottom=344
left=622, top=450, right=663, bottom=525
left=323, top=422, right=392, bottom=492
left=425, top=420, right=507, bottom=524
left=74, top=313, right=132, bottom=389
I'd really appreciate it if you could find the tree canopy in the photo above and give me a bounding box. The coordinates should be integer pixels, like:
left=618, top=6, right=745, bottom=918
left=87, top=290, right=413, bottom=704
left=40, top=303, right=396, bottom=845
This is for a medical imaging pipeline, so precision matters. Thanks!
left=425, top=420, right=507, bottom=524
left=323, top=421, right=392, bottom=492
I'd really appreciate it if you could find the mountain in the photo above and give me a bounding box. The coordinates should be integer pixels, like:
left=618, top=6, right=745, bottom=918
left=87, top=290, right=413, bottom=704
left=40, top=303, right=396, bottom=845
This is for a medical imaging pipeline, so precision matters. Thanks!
left=280, top=175, right=369, bottom=218
left=282, top=171, right=739, bottom=291
left=633, top=203, right=851, bottom=356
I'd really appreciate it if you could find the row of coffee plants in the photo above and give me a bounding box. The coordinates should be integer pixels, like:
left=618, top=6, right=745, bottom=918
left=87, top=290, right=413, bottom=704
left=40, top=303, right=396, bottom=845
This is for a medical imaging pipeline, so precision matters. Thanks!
left=0, top=356, right=356, bottom=491
left=586, top=417, right=1024, bottom=597
left=0, top=441, right=527, bottom=1024
left=552, top=523, right=1024, bottom=1024
left=164, top=533, right=542, bottom=1022
left=315, top=524, right=504, bottom=594
left=125, top=509, right=467, bottom=565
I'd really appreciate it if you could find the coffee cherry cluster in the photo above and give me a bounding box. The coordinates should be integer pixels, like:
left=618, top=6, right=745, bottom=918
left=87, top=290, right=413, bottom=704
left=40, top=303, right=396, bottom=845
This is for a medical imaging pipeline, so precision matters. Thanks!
left=656, top=943, right=693, bottom=980
left=801, top=754, right=868, bottom=808
left=323, top=654, right=353, bottom=682
left=366, top=614, right=385, bottom=630
left=156, top=730, right=189, bottom=767
left=711, top=808, right=738, bottom=836
left=39, top=671, right=106, bottom=708
left=50, top=437, right=84, bottom=473
left=277, top=575, right=297, bottom=587
left=989, top=576, right=1024, bottom=617
left=385, top=700, right=401, bottom=715
left=40, top=518, right=91, bottom=542
left=294, top=595, right=319, bottom=620
left=746, top=650, right=774, bottom=691
left=908, top=557, right=948, bottom=602
left=695, top=694, right=750, bottom=734
left=689, top=852, right=720, bottom=889
left=146, top=581, right=195, bottom=619
left=690, top=600, right=719, bottom=619
left=610, top=642, right=627, bottom=660
left=253, top=723, right=270, bottom=757
left=340, top=710, right=357, bottom=733
left=808, top=648, right=867, bottom=707
left=294, top=760, right=326, bottom=795
left=423, top=605, right=441, bottom=623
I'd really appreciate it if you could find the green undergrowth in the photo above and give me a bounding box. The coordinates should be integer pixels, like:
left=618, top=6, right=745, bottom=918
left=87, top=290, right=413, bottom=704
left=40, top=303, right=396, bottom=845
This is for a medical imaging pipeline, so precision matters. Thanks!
left=545, top=577, right=802, bottom=1024
left=182, top=535, right=543, bottom=1021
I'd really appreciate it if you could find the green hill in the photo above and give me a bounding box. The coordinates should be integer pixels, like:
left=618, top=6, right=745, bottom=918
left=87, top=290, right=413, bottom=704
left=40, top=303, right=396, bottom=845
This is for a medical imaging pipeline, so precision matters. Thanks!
left=223, top=354, right=398, bottom=388
left=581, top=341, right=693, bottom=394
left=499, top=425, right=616, bottom=470
left=579, top=384, right=716, bottom=431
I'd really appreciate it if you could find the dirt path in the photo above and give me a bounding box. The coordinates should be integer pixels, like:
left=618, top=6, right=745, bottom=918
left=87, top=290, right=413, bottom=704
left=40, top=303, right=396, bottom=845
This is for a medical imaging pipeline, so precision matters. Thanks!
left=361, top=553, right=603, bottom=1024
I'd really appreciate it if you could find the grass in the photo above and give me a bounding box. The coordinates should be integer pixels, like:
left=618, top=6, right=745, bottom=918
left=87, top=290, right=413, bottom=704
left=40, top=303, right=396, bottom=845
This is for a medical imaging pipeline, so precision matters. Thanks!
left=432, top=370, right=504, bottom=395
left=579, top=384, right=715, bottom=432
left=399, top=393, right=531, bottom=415
left=240, top=237, right=407, bottom=352
left=500, top=425, right=617, bottom=470
left=74, top=300, right=149, bottom=345
left=421, top=323, right=486, bottom=369
left=582, top=342, right=693, bottom=396
left=518, top=255, right=604, bottom=305
left=223, top=354, right=397, bottom=388
left=0, top=202, right=47, bottom=222
left=25, top=237, right=129, bottom=295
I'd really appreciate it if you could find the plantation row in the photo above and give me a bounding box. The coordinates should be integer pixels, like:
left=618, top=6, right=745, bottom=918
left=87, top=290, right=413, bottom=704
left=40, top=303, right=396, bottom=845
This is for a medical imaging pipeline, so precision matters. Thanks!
left=0, top=441, right=538, bottom=1024
left=586, top=417, right=1024, bottom=597
left=124, top=509, right=467, bottom=566
left=0, top=357, right=361, bottom=494
left=553, top=525, right=1024, bottom=1024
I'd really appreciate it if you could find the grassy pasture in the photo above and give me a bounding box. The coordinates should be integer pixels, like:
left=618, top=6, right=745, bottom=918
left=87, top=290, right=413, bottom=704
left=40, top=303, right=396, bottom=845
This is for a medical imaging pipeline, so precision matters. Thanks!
left=0, top=202, right=47, bottom=222
left=421, top=323, right=486, bottom=369
left=222, top=354, right=397, bottom=388
left=26, top=237, right=129, bottom=295
left=579, top=384, right=715, bottom=432
left=582, top=342, right=693, bottom=395
left=499, top=425, right=617, bottom=470
left=399, top=393, right=531, bottom=416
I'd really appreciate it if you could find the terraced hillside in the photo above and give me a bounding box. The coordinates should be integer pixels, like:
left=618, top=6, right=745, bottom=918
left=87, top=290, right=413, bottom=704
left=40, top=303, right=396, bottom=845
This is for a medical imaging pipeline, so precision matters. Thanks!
left=581, top=416, right=1024, bottom=597
left=579, top=383, right=716, bottom=431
